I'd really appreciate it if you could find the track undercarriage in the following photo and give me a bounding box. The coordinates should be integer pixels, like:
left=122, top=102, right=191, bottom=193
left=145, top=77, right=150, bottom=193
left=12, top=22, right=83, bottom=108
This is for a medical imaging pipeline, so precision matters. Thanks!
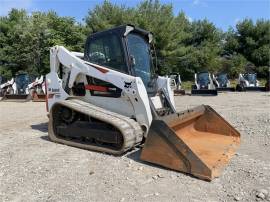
left=49, top=99, right=143, bottom=155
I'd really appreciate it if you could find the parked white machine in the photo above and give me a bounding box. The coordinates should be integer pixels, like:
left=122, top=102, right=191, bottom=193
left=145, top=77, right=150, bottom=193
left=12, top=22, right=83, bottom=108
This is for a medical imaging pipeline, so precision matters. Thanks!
left=1, top=73, right=33, bottom=101
left=213, top=73, right=235, bottom=91
left=191, top=71, right=218, bottom=95
left=265, top=73, right=270, bottom=91
left=29, top=75, right=46, bottom=101
left=0, top=75, right=7, bottom=97
left=236, top=73, right=265, bottom=91
left=45, top=25, right=240, bottom=181
left=168, top=73, right=185, bottom=95
left=0, top=77, right=15, bottom=100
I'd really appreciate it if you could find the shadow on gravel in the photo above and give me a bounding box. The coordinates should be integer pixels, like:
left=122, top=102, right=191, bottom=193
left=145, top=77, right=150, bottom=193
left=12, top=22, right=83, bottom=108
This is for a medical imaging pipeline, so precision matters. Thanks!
left=126, top=149, right=167, bottom=168
left=126, top=147, right=197, bottom=180
left=126, top=149, right=142, bottom=162
left=40, top=135, right=50, bottom=141
left=31, top=122, right=48, bottom=132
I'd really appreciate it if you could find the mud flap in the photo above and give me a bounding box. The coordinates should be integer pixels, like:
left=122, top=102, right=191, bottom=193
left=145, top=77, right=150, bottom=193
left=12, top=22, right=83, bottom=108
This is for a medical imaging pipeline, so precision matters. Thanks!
left=140, top=105, right=240, bottom=181
left=191, top=89, right=218, bottom=96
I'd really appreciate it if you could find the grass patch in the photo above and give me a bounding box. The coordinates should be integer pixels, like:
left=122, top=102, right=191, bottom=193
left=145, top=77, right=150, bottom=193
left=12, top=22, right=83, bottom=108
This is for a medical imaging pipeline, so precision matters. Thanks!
left=181, top=81, right=193, bottom=90
left=259, top=78, right=267, bottom=86
left=230, top=79, right=238, bottom=88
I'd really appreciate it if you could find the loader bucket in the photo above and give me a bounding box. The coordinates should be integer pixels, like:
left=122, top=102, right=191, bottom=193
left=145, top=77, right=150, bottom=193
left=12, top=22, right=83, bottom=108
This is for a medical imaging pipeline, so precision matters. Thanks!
left=191, top=89, right=218, bottom=96
left=174, top=89, right=186, bottom=96
left=140, top=105, right=240, bottom=181
left=1, top=94, right=31, bottom=102
left=244, top=86, right=266, bottom=91
left=32, top=92, right=46, bottom=102
left=216, top=87, right=235, bottom=92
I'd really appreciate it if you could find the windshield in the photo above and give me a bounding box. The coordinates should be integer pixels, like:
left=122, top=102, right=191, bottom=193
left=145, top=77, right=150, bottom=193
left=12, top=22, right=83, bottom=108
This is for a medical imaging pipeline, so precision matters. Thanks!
left=197, top=72, right=210, bottom=86
left=87, top=34, right=127, bottom=73
left=244, top=74, right=256, bottom=84
left=127, top=33, right=152, bottom=86
left=0, top=76, right=4, bottom=84
left=217, top=74, right=228, bottom=85
left=169, top=75, right=177, bottom=80
left=15, top=74, right=30, bottom=91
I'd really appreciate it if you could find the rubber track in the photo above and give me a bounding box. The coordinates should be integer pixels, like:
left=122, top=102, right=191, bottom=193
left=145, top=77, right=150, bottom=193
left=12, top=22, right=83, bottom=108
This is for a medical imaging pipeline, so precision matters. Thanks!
left=48, top=99, right=144, bottom=155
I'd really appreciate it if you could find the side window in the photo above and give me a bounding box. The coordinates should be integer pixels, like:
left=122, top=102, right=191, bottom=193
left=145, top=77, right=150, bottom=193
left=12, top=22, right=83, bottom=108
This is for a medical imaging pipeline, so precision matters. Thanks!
left=127, top=34, right=152, bottom=86
left=88, top=34, right=127, bottom=73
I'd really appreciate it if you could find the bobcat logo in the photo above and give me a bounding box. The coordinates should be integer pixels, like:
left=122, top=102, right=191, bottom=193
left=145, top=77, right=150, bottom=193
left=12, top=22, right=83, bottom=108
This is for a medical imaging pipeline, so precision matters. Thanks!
left=124, top=81, right=132, bottom=88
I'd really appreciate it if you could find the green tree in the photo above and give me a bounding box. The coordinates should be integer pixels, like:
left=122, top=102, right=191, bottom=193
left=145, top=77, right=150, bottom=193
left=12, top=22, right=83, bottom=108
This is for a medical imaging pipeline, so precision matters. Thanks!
left=223, top=19, right=270, bottom=78
left=176, top=19, right=222, bottom=79
left=0, top=2, right=269, bottom=80
left=0, top=9, right=86, bottom=78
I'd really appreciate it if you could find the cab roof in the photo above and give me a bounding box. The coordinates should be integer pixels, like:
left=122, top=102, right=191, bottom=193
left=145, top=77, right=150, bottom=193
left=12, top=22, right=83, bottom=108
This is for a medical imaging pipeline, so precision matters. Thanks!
left=88, top=25, right=153, bottom=43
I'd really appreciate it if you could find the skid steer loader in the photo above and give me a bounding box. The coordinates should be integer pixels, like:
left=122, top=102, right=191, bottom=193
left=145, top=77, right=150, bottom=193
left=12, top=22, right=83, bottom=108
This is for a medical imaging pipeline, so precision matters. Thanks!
left=0, top=77, right=15, bottom=100
left=46, top=25, right=240, bottom=181
left=236, top=73, right=265, bottom=91
left=191, top=72, right=218, bottom=95
left=29, top=75, right=46, bottom=102
left=213, top=73, right=235, bottom=92
left=1, top=73, right=33, bottom=101
left=169, top=73, right=185, bottom=95
left=265, top=74, right=270, bottom=92
left=0, top=75, right=7, bottom=97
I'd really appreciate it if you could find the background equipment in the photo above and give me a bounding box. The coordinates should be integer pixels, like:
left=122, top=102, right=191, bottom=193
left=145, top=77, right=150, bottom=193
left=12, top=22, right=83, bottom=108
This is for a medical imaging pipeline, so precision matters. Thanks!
left=191, top=71, right=218, bottom=95
left=0, top=77, right=15, bottom=100
left=46, top=25, right=240, bottom=181
left=0, top=75, right=7, bottom=97
left=168, top=73, right=185, bottom=95
left=213, top=73, right=235, bottom=91
left=265, top=73, right=270, bottom=91
left=1, top=73, right=33, bottom=101
left=236, top=73, right=265, bottom=91
left=29, top=75, right=46, bottom=102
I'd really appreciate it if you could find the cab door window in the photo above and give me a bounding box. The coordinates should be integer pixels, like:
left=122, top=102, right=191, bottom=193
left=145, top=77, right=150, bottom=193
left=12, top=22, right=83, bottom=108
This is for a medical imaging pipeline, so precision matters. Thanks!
left=126, top=33, right=152, bottom=86
left=88, top=34, right=127, bottom=73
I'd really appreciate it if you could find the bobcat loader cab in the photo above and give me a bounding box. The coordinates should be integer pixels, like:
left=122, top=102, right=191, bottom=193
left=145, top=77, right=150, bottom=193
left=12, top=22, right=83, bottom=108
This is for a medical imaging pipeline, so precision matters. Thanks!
left=236, top=73, right=265, bottom=91
left=46, top=25, right=240, bottom=181
left=168, top=73, right=185, bottom=95
left=0, top=77, right=14, bottom=99
left=0, top=75, right=7, bottom=97
left=1, top=73, right=33, bottom=101
left=29, top=75, right=46, bottom=101
left=191, top=71, right=218, bottom=95
left=213, top=73, right=235, bottom=91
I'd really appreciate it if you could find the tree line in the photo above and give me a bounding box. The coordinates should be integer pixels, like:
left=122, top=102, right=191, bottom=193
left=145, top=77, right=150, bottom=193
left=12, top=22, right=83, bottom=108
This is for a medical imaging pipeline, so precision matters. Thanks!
left=0, top=0, right=269, bottom=80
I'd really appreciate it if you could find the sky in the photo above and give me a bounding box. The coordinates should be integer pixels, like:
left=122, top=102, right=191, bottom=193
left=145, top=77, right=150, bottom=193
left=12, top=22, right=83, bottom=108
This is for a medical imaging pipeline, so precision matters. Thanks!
left=0, top=0, right=269, bottom=31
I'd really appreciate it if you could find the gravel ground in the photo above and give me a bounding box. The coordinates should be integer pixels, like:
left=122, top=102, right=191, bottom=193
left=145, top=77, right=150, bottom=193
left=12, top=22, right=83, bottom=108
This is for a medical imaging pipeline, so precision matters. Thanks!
left=0, top=92, right=269, bottom=202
